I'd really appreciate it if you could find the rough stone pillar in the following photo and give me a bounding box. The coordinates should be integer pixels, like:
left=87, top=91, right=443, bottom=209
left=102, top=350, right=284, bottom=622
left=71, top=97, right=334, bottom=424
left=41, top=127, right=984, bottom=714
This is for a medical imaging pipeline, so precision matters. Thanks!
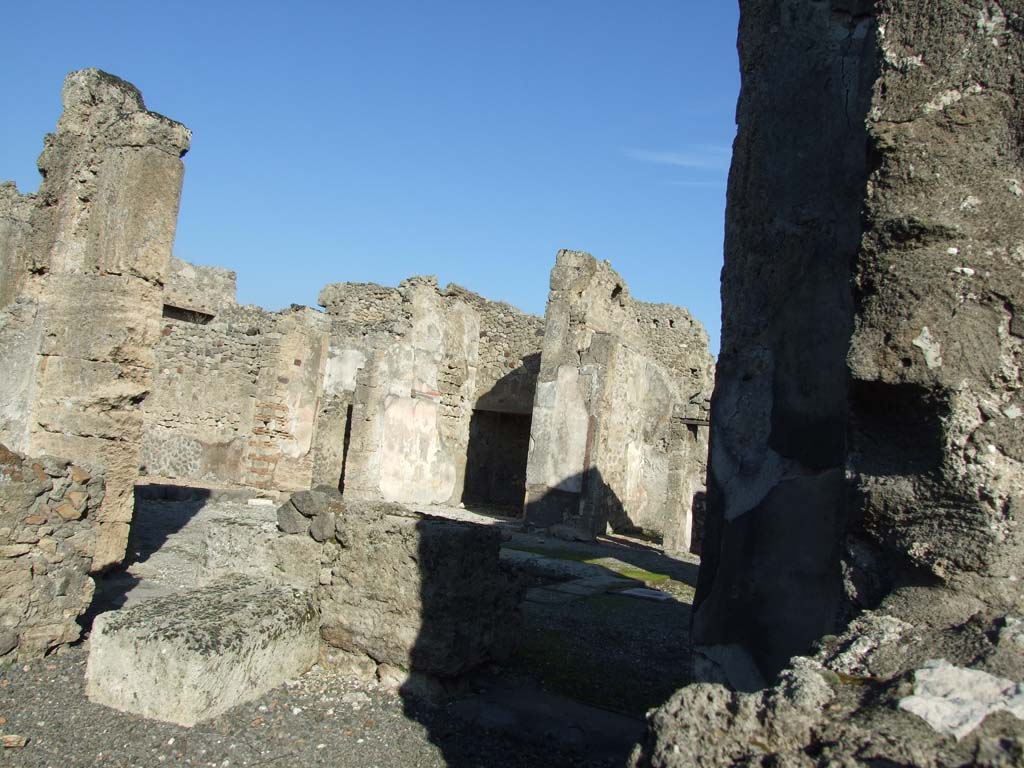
left=524, top=250, right=714, bottom=542
left=694, top=0, right=1024, bottom=691
left=0, top=70, right=190, bottom=570
left=343, top=278, right=480, bottom=505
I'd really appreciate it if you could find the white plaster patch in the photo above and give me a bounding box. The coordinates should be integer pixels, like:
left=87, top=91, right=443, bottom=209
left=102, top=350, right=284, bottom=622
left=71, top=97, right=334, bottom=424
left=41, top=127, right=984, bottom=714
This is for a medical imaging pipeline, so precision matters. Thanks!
left=523, top=366, right=589, bottom=493
left=899, top=659, right=1024, bottom=741
left=324, top=348, right=366, bottom=393
left=923, top=84, right=983, bottom=114
left=913, top=326, right=943, bottom=369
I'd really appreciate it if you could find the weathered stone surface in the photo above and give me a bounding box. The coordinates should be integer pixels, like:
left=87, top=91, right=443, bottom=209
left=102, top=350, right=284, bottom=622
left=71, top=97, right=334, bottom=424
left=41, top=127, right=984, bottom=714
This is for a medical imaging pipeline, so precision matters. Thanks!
left=0, top=69, right=190, bottom=570
left=275, top=491, right=523, bottom=680
left=640, top=2, right=1024, bottom=766
left=524, top=250, right=714, bottom=546
left=693, top=0, right=1024, bottom=687
left=632, top=659, right=833, bottom=768
left=339, top=277, right=480, bottom=506
left=0, top=443, right=104, bottom=660
left=276, top=500, right=311, bottom=536
left=85, top=576, right=319, bottom=726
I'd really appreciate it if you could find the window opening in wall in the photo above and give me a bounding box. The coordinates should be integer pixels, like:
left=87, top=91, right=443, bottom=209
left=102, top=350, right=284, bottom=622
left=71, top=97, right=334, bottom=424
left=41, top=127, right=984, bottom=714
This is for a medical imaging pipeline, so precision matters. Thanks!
left=162, top=304, right=214, bottom=325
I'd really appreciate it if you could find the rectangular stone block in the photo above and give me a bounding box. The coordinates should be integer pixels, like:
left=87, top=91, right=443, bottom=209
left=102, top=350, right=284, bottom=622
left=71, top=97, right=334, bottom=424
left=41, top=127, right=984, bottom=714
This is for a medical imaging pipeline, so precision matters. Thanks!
left=85, top=577, right=319, bottom=726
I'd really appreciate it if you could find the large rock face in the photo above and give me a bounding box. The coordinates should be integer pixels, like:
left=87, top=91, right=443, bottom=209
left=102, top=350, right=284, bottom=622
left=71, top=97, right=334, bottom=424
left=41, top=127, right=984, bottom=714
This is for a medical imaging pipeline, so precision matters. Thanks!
left=693, top=0, right=1024, bottom=691
left=0, top=70, right=190, bottom=570
left=0, top=443, right=105, bottom=660
left=637, top=2, right=1024, bottom=763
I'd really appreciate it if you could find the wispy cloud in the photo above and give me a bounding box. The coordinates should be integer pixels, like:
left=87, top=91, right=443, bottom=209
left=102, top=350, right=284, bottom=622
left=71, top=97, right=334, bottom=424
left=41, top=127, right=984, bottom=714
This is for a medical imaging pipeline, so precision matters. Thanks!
left=624, top=146, right=732, bottom=171
left=665, top=179, right=727, bottom=188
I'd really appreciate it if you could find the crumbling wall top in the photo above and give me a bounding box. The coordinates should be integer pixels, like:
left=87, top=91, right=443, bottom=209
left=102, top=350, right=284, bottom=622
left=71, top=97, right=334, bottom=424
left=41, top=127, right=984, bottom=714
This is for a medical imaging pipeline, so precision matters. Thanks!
left=54, top=69, right=191, bottom=158
left=163, top=256, right=238, bottom=316
left=548, top=248, right=714, bottom=402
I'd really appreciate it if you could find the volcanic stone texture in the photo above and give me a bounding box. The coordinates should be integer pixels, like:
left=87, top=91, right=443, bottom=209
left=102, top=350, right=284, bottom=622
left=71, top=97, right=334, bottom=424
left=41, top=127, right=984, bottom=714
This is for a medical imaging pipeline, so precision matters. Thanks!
left=0, top=69, right=190, bottom=570
left=693, top=0, right=1024, bottom=690
left=636, top=1, right=1024, bottom=764
left=85, top=576, right=320, bottom=726
left=0, top=443, right=105, bottom=661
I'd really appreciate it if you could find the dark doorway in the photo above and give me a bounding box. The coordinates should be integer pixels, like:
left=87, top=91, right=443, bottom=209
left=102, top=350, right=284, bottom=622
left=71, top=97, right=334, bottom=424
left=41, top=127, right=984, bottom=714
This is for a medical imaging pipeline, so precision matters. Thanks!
left=338, top=404, right=353, bottom=494
left=462, top=409, right=531, bottom=511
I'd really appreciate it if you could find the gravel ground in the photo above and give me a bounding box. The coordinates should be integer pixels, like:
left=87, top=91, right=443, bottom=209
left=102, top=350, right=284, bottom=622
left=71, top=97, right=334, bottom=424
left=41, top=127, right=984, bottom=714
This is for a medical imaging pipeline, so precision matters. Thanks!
left=0, top=492, right=697, bottom=767
left=0, top=648, right=603, bottom=768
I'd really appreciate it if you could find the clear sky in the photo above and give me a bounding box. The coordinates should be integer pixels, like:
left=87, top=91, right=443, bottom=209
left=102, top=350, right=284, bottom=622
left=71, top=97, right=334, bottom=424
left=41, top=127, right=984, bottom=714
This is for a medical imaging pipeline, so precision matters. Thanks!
left=1, top=2, right=740, bottom=354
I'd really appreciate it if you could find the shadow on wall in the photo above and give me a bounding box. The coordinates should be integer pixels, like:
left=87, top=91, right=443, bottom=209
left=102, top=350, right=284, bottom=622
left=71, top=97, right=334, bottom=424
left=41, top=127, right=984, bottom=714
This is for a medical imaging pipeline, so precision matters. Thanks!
left=462, top=409, right=532, bottom=512
left=394, top=495, right=701, bottom=763
left=473, top=353, right=541, bottom=415
left=460, top=354, right=540, bottom=512
left=396, top=516, right=526, bottom=767
left=78, top=484, right=213, bottom=633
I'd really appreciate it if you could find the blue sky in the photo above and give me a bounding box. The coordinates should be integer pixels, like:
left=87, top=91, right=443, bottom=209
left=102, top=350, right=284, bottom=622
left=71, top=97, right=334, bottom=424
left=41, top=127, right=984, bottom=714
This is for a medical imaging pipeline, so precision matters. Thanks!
left=1, top=2, right=740, bottom=353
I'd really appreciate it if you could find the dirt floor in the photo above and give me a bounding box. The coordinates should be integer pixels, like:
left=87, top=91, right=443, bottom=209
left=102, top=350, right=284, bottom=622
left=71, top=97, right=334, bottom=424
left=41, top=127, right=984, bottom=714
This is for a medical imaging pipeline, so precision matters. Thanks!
left=0, top=488, right=700, bottom=767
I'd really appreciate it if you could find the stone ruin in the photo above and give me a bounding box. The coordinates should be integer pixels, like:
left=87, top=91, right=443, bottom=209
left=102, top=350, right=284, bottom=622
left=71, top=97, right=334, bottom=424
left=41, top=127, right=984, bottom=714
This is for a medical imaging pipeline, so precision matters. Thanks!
left=139, top=250, right=713, bottom=545
left=0, top=66, right=712, bottom=721
left=4, top=0, right=1024, bottom=759
left=524, top=250, right=713, bottom=549
left=0, top=444, right=105, bottom=660
left=0, top=71, right=189, bottom=573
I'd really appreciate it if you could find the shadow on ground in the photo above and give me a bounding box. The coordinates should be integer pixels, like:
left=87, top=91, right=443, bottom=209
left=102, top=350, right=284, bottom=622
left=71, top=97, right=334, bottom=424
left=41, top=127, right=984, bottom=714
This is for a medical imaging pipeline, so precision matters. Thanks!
left=78, top=484, right=212, bottom=635
left=399, top=480, right=697, bottom=766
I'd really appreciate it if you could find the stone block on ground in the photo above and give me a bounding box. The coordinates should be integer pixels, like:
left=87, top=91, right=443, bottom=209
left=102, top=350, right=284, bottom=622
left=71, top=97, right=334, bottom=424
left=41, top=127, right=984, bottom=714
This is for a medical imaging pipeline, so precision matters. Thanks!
left=275, top=492, right=524, bottom=681
left=320, top=502, right=525, bottom=678
left=85, top=576, right=319, bottom=726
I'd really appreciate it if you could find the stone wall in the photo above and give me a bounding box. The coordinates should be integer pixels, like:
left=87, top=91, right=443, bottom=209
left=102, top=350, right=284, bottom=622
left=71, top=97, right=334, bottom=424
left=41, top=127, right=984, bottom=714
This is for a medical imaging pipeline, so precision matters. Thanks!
left=0, top=182, right=34, bottom=310
left=0, top=70, right=190, bottom=570
left=163, top=256, right=237, bottom=316
left=444, top=285, right=544, bottom=415
left=143, top=272, right=540, bottom=505
left=524, top=250, right=714, bottom=547
left=275, top=490, right=522, bottom=684
left=0, top=444, right=105, bottom=661
left=338, top=277, right=479, bottom=506
left=141, top=266, right=330, bottom=492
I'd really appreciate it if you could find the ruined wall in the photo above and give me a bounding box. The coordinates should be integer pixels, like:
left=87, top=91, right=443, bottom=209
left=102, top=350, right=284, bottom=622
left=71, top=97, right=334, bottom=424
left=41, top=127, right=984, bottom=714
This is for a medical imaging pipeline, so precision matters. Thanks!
left=444, top=285, right=543, bottom=415
left=311, top=282, right=399, bottom=490
left=337, top=277, right=479, bottom=506
left=0, top=183, right=35, bottom=310
left=691, top=0, right=1024, bottom=693
left=141, top=264, right=330, bottom=493
left=275, top=490, right=522, bottom=682
left=0, top=444, right=105, bottom=661
left=0, top=70, right=190, bottom=570
left=162, top=256, right=237, bottom=316
left=524, top=250, right=714, bottom=545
